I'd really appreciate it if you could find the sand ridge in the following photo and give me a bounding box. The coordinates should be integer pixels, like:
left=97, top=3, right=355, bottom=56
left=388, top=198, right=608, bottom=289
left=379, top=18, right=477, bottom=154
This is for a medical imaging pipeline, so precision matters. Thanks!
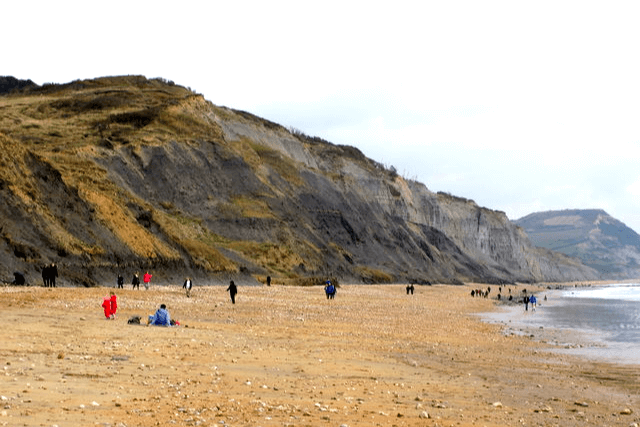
left=0, top=283, right=638, bottom=427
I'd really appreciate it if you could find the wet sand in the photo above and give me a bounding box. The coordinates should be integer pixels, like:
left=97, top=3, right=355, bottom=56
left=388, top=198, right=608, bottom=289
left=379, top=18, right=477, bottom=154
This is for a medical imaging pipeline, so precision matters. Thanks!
left=0, top=283, right=638, bottom=427
left=483, top=286, right=640, bottom=366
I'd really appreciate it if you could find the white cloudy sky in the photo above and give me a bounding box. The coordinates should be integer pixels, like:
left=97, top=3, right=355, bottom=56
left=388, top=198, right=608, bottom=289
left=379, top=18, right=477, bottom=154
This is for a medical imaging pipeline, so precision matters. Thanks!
left=4, top=1, right=640, bottom=232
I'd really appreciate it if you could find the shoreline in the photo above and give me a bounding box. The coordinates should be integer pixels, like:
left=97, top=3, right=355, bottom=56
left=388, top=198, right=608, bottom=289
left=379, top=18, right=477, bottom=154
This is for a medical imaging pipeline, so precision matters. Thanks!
left=1, top=283, right=638, bottom=426
left=479, top=282, right=640, bottom=365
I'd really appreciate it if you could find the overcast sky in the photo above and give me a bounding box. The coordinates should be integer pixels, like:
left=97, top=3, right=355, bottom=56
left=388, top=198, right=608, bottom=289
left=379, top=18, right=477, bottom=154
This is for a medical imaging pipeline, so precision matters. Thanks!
left=5, top=1, right=640, bottom=232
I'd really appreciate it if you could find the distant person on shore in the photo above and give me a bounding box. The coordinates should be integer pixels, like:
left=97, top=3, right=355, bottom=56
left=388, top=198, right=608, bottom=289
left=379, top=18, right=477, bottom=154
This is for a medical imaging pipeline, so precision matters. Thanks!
left=143, top=271, right=153, bottom=290
left=266, top=275, right=271, bottom=286
left=42, top=264, right=49, bottom=287
left=227, top=280, right=238, bottom=304
left=530, top=294, right=537, bottom=311
left=132, top=273, right=140, bottom=290
left=148, top=304, right=171, bottom=326
left=183, top=277, right=193, bottom=297
left=325, top=281, right=336, bottom=299
left=117, top=274, right=124, bottom=289
left=406, top=284, right=414, bottom=295
left=524, top=295, right=530, bottom=311
left=49, top=263, right=58, bottom=287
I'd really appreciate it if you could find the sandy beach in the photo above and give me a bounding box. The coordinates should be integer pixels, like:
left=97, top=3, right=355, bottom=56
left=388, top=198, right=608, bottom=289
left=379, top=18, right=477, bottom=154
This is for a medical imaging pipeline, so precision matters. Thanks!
left=1, top=283, right=638, bottom=427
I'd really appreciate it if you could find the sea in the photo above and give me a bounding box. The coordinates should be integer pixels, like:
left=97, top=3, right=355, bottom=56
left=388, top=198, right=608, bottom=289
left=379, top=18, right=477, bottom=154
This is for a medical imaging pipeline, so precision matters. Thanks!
left=481, top=283, right=640, bottom=365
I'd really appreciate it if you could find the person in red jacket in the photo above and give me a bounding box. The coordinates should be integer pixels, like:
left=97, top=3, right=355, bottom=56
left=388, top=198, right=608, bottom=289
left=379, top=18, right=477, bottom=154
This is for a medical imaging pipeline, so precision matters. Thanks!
left=143, top=271, right=153, bottom=290
left=101, top=296, right=112, bottom=319
left=109, top=291, right=118, bottom=319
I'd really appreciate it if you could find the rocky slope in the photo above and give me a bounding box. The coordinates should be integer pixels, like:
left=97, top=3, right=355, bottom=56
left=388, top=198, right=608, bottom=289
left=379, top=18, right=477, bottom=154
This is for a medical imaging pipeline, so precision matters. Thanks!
left=515, top=209, right=640, bottom=279
left=0, top=75, right=599, bottom=286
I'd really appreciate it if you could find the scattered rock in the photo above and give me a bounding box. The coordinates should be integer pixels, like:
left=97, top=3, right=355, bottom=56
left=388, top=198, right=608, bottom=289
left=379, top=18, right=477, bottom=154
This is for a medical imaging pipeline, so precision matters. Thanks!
left=620, top=408, right=633, bottom=415
left=419, top=411, right=430, bottom=419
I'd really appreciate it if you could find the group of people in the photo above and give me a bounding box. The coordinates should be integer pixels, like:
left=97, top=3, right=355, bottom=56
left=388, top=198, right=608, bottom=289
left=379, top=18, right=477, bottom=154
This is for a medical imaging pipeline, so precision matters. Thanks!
left=524, top=294, right=538, bottom=311
left=324, top=281, right=336, bottom=299
left=470, top=286, right=492, bottom=298
left=41, top=263, right=58, bottom=287
left=101, top=291, right=118, bottom=319
left=127, top=271, right=153, bottom=290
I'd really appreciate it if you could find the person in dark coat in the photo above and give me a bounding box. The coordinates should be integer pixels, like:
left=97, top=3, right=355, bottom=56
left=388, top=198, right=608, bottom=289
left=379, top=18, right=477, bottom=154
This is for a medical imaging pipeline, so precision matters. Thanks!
left=42, top=265, right=48, bottom=287
left=13, top=272, right=25, bottom=286
left=132, top=273, right=140, bottom=290
left=227, top=280, right=238, bottom=304
left=49, top=263, right=58, bottom=287
left=266, top=275, right=271, bottom=286
left=117, top=274, right=124, bottom=289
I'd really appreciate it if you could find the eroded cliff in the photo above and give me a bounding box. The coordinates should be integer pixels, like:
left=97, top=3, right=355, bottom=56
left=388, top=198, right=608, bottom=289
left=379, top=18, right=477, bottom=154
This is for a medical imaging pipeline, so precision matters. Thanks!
left=0, top=76, right=599, bottom=285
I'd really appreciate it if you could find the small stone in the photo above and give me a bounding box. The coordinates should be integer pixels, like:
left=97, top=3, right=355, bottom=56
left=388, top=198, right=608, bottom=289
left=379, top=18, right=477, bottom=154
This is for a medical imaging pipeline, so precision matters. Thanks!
left=620, top=408, right=633, bottom=415
left=419, top=411, right=430, bottom=419
left=575, top=401, right=589, bottom=407
left=492, top=402, right=503, bottom=408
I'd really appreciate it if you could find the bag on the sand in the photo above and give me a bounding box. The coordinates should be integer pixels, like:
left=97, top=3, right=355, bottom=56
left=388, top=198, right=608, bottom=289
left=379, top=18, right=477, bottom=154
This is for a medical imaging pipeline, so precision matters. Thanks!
left=127, top=315, right=141, bottom=325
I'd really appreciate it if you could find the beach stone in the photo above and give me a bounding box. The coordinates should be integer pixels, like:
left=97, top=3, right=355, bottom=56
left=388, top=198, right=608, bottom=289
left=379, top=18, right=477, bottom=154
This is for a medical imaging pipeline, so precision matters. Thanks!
left=419, top=411, right=430, bottom=419
left=492, top=402, right=503, bottom=408
left=620, top=408, right=633, bottom=415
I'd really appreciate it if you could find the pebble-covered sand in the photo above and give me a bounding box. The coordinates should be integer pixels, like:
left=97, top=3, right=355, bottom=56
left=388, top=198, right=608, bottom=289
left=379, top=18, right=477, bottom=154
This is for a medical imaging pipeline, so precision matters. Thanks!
left=1, top=283, right=638, bottom=427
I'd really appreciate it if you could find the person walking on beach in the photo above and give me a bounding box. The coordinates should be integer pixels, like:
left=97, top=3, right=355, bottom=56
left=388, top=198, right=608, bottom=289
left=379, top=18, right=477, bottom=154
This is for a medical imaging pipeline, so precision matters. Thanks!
left=530, top=294, right=537, bottom=311
left=117, top=274, right=124, bottom=289
left=143, top=271, right=153, bottom=290
left=183, top=277, right=193, bottom=297
left=132, top=273, right=140, bottom=290
left=42, top=264, right=49, bottom=287
left=524, top=295, right=530, bottom=311
left=48, top=263, right=58, bottom=287
left=266, top=275, right=271, bottom=286
left=227, top=280, right=238, bottom=304
left=109, top=291, right=118, bottom=319
left=101, top=295, right=112, bottom=319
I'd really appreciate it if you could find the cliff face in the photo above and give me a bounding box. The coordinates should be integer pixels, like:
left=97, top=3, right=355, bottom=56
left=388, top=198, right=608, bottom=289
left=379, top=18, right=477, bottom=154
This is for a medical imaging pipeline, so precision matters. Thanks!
left=0, top=76, right=598, bottom=286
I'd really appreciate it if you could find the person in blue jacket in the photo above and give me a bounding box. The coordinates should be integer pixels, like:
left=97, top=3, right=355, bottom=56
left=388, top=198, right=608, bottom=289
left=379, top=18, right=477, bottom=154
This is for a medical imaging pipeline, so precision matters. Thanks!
left=325, top=281, right=336, bottom=299
left=148, top=304, right=171, bottom=326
